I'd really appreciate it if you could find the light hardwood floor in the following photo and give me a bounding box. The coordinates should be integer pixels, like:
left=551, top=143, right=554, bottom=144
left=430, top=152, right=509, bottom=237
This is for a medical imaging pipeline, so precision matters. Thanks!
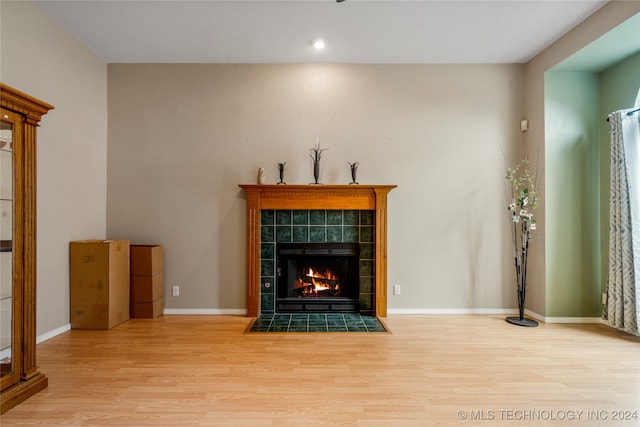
left=1, top=315, right=638, bottom=426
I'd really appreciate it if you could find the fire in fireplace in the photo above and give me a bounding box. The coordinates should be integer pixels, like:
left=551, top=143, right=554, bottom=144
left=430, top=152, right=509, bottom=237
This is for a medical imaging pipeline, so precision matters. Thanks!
left=276, top=243, right=360, bottom=313
left=293, top=266, right=341, bottom=297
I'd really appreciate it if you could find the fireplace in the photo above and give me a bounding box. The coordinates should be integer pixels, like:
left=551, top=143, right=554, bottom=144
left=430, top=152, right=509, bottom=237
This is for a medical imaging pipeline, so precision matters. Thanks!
left=277, top=243, right=360, bottom=313
left=239, top=184, right=396, bottom=317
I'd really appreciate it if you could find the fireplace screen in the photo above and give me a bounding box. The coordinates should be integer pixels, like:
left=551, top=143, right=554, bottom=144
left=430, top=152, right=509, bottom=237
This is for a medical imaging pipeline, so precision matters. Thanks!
left=276, top=243, right=359, bottom=313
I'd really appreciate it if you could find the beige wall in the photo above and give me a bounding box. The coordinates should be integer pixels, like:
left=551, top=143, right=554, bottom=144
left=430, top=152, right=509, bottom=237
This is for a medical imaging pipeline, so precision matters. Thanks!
left=523, top=1, right=640, bottom=317
left=107, top=63, right=524, bottom=312
left=1, top=1, right=108, bottom=334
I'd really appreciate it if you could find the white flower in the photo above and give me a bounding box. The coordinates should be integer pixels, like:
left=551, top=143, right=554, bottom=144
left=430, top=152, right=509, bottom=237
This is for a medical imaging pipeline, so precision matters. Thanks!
left=508, top=201, right=516, bottom=211
left=512, top=215, right=520, bottom=223
left=522, top=197, right=529, bottom=206
left=520, top=211, right=533, bottom=221
left=530, top=223, right=537, bottom=230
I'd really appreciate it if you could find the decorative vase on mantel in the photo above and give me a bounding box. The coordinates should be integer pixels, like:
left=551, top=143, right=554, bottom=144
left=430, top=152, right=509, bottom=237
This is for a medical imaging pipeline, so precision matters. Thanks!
left=257, top=167, right=265, bottom=185
left=348, top=162, right=359, bottom=185
left=309, top=139, right=327, bottom=185
left=505, top=159, right=539, bottom=327
left=277, top=162, right=286, bottom=185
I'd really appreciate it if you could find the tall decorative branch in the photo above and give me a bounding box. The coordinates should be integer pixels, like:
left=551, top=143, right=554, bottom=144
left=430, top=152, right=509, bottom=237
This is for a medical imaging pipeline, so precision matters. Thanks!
left=505, top=159, right=540, bottom=327
left=309, top=139, right=328, bottom=185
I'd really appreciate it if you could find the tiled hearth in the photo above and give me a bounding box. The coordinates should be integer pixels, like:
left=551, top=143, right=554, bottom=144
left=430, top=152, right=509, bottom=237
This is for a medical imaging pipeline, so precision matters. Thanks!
left=259, top=209, right=375, bottom=315
left=249, top=313, right=388, bottom=333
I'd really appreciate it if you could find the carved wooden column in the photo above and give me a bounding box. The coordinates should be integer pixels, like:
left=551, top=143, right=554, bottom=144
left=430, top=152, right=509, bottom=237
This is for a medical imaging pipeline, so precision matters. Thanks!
left=242, top=187, right=261, bottom=317
left=373, top=188, right=389, bottom=318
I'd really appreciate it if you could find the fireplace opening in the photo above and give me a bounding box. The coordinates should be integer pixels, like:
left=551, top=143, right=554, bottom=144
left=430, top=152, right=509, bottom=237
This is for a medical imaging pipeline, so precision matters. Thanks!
left=276, top=243, right=360, bottom=313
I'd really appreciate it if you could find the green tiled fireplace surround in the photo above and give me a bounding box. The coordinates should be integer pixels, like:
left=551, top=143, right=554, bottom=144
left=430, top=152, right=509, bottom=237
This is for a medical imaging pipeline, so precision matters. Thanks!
left=260, top=209, right=375, bottom=315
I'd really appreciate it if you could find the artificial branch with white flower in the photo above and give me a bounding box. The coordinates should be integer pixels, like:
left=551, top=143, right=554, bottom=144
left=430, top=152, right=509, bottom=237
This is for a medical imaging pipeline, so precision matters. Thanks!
left=505, top=159, right=540, bottom=325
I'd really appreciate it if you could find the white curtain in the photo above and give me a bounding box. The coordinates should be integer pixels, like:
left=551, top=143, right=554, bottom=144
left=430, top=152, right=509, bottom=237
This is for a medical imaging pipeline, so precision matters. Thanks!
left=605, top=109, right=640, bottom=336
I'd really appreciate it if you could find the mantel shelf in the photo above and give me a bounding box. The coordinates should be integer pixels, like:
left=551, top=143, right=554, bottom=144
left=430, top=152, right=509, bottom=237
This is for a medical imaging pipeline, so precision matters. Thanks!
left=239, top=183, right=396, bottom=318
left=239, top=184, right=397, bottom=188
left=238, top=184, right=396, bottom=210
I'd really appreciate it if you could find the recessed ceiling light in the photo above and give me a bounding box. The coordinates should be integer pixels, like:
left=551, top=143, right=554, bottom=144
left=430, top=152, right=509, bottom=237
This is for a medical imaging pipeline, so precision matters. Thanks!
left=311, top=39, right=326, bottom=50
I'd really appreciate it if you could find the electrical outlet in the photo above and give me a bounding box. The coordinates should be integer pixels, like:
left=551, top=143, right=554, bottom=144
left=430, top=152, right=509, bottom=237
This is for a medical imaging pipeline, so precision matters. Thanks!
left=172, top=285, right=180, bottom=297
left=393, top=284, right=401, bottom=295
left=602, top=292, right=607, bottom=305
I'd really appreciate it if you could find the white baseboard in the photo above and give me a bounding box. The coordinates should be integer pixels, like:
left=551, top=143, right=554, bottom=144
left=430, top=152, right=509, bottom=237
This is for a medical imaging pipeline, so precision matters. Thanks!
left=524, top=309, right=545, bottom=322
left=163, top=308, right=248, bottom=315
left=37, top=323, right=71, bottom=344
left=387, top=308, right=518, bottom=315
left=387, top=309, right=604, bottom=324
left=524, top=309, right=605, bottom=324
left=542, top=317, right=605, bottom=324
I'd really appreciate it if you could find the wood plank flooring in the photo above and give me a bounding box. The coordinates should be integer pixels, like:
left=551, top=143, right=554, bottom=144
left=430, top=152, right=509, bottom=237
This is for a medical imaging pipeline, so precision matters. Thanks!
left=1, top=315, right=639, bottom=426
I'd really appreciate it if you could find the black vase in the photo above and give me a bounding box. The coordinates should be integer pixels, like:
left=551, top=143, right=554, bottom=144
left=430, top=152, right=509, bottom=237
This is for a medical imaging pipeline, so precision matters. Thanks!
left=313, top=162, right=320, bottom=184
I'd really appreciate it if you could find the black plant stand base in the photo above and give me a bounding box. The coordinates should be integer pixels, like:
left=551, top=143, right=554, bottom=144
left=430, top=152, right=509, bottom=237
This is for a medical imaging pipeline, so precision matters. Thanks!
left=506, top=316, right=539, bottom=327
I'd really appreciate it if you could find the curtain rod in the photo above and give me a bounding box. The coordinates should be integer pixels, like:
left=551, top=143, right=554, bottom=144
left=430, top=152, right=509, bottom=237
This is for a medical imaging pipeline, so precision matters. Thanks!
left=606, top=108, right=640, bottom=122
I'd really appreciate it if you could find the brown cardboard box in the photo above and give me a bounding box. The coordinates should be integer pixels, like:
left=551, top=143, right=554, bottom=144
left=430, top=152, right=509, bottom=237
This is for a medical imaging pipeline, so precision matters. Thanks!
left=130, top=245, right=163, bottom=276
left=69, top=240, right=130, bottom=329
left=131, top=296, right=164, bottom=318
left=130, top=272, right=163, bottom=303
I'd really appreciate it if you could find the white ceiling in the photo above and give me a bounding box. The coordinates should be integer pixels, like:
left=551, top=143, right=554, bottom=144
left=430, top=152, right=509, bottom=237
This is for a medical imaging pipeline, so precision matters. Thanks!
left=33, top=0, right=610, bottom=64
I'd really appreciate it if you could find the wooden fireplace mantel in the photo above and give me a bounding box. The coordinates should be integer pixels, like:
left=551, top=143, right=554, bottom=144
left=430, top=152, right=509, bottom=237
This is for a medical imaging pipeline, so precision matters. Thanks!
left=239, top=184, right=396, bottom=318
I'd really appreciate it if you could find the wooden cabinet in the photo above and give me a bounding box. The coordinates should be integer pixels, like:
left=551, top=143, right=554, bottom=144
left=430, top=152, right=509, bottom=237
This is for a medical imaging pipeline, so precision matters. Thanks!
left=0, top=84, right=53, bottom=414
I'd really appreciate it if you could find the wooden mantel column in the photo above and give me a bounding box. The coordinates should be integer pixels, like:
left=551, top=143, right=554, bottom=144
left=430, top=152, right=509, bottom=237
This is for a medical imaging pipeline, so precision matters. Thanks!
left=238, top=184, right=396, bottom=318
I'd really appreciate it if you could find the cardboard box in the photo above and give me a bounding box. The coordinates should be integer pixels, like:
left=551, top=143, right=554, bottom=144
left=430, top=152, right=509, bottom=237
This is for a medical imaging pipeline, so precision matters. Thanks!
left=130, top=245, right=163, bottom=276
left=131, top=296, right=164, bottom=318
left=130, top=272, right=163, bottom=303
left=70, top=240, right=130, bottom=330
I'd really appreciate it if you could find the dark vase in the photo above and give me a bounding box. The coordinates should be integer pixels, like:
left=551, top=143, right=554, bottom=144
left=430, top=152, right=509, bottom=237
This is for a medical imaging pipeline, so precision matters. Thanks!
left=313, top=162, right=320, bottom=184
left=348, top=162, right=359, bottom=185
left=277, top=162, right=286, bottom=185
left=309, top=141, right=326, bottom=185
